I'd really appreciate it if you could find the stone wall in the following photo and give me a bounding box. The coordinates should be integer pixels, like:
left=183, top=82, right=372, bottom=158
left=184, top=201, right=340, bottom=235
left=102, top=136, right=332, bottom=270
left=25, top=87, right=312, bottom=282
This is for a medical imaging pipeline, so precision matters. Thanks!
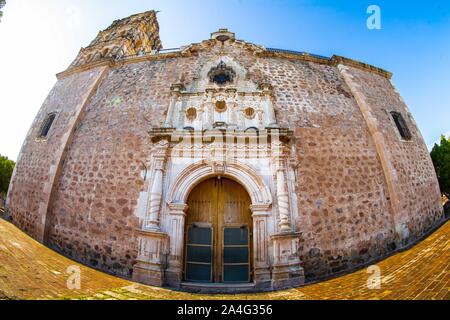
left=256, top=58, right=398, bottom=278
left=344, top=66, right=444, bottom=243
left=44, top=60, right=182, bottom=277
left=6, top=67, right=107, bottom=241
left=7, top=35, right=444, bottom=283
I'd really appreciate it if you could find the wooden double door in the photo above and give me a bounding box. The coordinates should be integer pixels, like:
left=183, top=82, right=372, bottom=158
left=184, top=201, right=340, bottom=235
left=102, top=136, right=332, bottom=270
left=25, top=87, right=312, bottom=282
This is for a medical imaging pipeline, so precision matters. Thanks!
left=184, top=178, right=253, bottom=283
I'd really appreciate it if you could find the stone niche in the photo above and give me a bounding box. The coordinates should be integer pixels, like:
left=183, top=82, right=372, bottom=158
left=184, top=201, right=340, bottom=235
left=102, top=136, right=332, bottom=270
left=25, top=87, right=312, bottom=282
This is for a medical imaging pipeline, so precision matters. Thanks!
left=132, top=57, right=304, bottom=292
left=162, top=59, right=279, bottom=132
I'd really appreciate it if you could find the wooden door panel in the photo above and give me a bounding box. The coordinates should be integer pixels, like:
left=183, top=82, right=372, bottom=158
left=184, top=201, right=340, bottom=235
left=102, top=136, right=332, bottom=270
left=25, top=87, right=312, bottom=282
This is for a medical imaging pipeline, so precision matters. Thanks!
left=188, top=199, right=213, bottom=224
left=185, top=226, right=213, bottom=282
left=223, top=226, right=250, bottom=283
left=186, top=179, right=216, bottom=225
left=223, top=179, right=252, bottom=225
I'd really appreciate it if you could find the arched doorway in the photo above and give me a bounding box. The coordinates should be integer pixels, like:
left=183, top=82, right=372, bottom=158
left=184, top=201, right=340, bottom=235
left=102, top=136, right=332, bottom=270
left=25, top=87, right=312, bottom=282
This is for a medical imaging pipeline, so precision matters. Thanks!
left=184, top=177, right=253, bottom=283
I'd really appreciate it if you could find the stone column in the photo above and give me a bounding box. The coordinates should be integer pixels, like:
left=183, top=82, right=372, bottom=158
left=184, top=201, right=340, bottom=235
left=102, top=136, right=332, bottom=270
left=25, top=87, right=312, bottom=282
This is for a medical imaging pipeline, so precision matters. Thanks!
left=237, top=106, right=245, bottom=129
left=251, top=204, right=272, bottom=289
left=144, top=141, right=169, bottom=231
left=272, top=137, right=292, bottom=233
left=276, top=169, right=292, bottom=232
left=165, top=203, right=189, bottom=288
left=227, top=89, right=238, bottom=129
left=204, top=89, right=215, bottom=129
left=264, top=99, right=277, bottom=128
left=257, top=109, right=264, bottom=129
left=145, top=169, right=164, bottom=230
left=163, top=83, right=184, bottom=128
left=228, top=101, right=238, bottom=129
left=202, top=101, right=208, bottom=127
left=269, top=132, right=304, bottom=289
left=163, top=97, right=176, bottom=128
left=133, top=140, right=171, bottom=286
left=259, top=82, right=278, bottom=128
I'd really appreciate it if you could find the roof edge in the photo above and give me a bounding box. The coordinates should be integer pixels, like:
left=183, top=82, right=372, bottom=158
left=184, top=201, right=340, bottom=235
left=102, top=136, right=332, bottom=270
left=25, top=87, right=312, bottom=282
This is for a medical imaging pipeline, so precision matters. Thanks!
left=57, top=45, right=392, bottom=80
left=331, top=55, right=392, bottom=79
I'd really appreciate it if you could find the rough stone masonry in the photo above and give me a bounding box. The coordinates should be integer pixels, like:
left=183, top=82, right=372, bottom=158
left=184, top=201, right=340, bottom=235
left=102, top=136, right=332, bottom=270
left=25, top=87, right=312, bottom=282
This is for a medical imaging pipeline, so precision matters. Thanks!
left=6, top=10, right=444, bottom=291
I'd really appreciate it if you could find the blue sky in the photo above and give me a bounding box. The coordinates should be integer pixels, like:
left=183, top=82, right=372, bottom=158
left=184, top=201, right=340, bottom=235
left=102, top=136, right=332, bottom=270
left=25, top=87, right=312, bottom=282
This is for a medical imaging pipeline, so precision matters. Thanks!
left=0, top=0, right=449, bottom=160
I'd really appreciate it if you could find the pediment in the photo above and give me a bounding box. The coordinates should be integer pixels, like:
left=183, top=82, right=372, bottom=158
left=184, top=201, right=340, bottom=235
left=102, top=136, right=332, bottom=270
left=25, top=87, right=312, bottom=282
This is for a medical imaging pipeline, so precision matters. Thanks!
left=179, top=33, right=266, bottom=58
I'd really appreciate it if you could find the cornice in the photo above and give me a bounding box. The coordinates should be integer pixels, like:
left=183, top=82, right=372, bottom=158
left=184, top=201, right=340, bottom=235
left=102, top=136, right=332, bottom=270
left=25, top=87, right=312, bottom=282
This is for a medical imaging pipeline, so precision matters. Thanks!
left=56, top=59, right=114, bottom=80
left=260, top=50, right=392, bottom=79
left=331, top=55, right=392, bottom=79
left=56, top=45, right=392, bottom=81
left=260, top=50, right=331, bottom=66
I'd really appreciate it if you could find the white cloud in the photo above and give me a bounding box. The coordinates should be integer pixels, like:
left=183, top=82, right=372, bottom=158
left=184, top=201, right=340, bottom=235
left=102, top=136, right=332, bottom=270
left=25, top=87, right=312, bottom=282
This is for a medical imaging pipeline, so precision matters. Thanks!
left=0, top=0, right=82, bottom=160
left=65, top=5, right=82, bottom=30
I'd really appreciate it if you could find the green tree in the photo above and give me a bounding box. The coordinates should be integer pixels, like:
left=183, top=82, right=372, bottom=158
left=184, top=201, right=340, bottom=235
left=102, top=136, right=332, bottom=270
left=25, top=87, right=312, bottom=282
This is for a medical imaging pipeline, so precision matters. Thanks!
left=430, top=135, right=450, bottom=200
left=0, top=154, right=15, bottom=198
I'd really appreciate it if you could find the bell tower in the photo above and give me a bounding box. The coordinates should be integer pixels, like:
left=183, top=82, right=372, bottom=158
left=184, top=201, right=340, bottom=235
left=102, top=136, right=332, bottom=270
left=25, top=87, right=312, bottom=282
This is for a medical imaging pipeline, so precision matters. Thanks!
left=70, top=10, right=162, bottom=68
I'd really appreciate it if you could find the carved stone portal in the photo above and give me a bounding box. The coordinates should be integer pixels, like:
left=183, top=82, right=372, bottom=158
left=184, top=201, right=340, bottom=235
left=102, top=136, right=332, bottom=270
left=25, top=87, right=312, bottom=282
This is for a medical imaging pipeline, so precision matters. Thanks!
left=133, top=57, right=304, bottom=291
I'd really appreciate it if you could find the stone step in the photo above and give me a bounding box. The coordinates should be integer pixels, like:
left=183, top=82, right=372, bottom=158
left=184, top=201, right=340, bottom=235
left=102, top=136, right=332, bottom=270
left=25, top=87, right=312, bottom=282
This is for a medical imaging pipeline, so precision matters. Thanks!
left=181, top=282, right=256, bottom=294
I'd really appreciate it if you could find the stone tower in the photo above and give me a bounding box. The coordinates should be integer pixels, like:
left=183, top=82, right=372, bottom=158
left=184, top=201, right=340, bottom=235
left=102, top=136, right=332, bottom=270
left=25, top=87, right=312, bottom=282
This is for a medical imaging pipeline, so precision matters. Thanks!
left=70, top=10, right=162, bottom=68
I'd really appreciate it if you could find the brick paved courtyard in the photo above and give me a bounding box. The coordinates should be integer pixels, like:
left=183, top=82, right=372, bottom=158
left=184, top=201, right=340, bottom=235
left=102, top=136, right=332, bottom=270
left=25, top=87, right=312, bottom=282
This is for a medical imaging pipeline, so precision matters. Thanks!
left=0, top=218, right=448, bottom=300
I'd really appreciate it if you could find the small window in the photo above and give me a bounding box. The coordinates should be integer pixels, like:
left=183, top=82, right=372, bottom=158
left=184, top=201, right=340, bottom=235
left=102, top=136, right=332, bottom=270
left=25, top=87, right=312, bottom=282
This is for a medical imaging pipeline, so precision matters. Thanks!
left=244, top=107, right=256, bottom=119
left=208, top=61, right=235, bottom=85
left=39, top=113, right=57, bottom=138
left=215, top=101, right=227, bottom=113
left=212, top=73, right=231, bottom=85
left=390, top=111, right=411, bottom=141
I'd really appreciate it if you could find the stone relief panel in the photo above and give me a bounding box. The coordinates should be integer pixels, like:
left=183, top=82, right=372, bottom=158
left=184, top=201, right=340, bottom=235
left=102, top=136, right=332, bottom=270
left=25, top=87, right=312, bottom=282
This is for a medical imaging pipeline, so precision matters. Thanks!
left=163, top=58, right=278, bottom=131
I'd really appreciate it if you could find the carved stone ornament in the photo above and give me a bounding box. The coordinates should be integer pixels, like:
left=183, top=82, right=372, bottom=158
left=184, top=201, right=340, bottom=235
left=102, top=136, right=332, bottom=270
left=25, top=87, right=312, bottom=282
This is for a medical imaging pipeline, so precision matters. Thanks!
left=208, top=61, right=236, bottom=85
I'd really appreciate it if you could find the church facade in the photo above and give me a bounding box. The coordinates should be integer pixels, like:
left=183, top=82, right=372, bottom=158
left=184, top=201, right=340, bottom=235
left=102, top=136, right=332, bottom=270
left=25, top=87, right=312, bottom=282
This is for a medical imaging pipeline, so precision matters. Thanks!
left=6, top=11, right=444, bottom=292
